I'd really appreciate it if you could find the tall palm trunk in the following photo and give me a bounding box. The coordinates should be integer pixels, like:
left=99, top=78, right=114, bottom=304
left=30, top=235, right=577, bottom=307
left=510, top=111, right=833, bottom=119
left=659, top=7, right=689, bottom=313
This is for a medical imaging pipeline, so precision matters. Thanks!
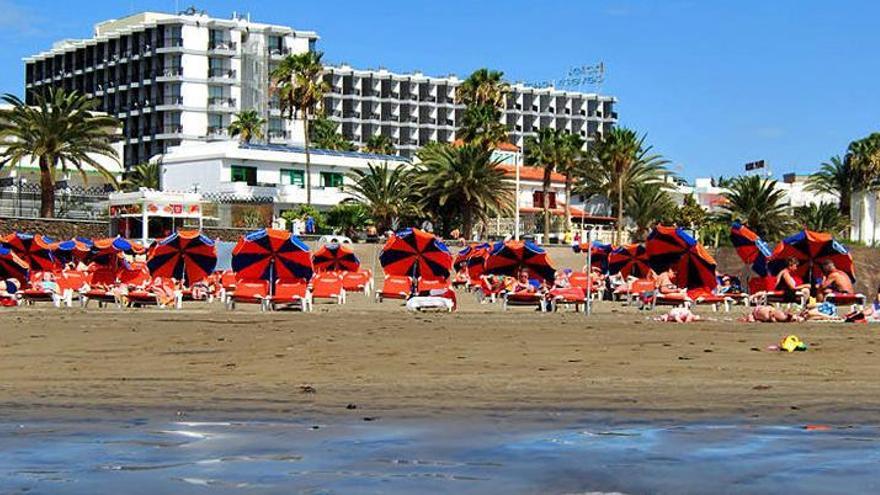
left=303, top=109, right=312, bottom=206
left=616, top=175, right=624, bottom=245
left=462, top=208, right=474, bottom=242
left=39, top=157, right=55, bottom=218
left=542, top=173, right=551, bottom=245
left=563, top=174, right=572, bottom=232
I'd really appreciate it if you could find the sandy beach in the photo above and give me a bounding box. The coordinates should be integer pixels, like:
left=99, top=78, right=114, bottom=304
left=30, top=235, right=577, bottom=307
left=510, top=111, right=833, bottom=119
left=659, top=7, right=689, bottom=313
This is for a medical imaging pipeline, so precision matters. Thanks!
left=1, top=293, right=879, bottom=425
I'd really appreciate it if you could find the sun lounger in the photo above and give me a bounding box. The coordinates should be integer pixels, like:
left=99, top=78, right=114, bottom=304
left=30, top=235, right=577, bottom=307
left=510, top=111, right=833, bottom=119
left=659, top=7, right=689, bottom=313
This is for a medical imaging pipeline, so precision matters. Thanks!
left=569, top=272, right=603, bottom=301
left=58, top=270, right=86, bottom=307
left=270, top=278, right=311, bottom=311
left=342, top=269, right=372, bottom=296
left=650, top=292, right=693, bottom=310
left=502, top=291, right=546, bottom=311
left=376, top=276, right=413, bottom=302
left=21, top=272, right=63, bottom=307
left=80, top=269, right=122, bottom=308
left=824, top=292, right=866, bottom=311
left=548, top=287, right=586, bottom=312
left=417, top=277, right=451, bottom=296
left=312, top=272, right=345, bottom=305
left=218, top=270, right=237, bottom=302
left=226, top=279, right=271, bottom=311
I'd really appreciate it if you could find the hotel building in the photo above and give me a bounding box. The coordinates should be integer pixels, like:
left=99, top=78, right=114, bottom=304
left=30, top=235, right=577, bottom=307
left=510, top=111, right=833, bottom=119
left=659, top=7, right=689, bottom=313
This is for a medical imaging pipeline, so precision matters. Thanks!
left=322, top=65, right=618, bottom=158
left=23, top=10, right=318, bottom=168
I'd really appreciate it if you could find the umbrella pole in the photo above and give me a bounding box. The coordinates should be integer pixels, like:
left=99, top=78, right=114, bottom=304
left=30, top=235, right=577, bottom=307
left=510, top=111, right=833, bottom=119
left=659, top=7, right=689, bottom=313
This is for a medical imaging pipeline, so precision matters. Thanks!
left=585, top=230, right=592, bottom=316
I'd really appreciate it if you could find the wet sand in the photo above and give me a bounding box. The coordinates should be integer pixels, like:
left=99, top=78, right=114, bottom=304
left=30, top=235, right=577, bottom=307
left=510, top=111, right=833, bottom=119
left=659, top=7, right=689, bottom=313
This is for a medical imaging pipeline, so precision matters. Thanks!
left=1, top=294, right=880, bottom=424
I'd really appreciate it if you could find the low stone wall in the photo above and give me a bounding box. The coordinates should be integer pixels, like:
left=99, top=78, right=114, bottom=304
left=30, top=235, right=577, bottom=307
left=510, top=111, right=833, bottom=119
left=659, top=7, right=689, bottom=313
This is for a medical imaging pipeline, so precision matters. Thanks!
left=0, top=217, right=108, bottom=240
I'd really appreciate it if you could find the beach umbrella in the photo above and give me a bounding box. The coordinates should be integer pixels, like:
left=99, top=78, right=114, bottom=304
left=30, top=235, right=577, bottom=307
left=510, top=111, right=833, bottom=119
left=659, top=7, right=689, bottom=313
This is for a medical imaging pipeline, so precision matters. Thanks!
left=147, top=230, right=217, bottom=283
left=312, top=243, right=360, bottom=273
left=767, top=229, right=854, bottom=282
left=608, top=243, right=651, bottom=278
left=645, top=225, right=717, bottom=290
left=730, top=223, right=773, bottom=276
left=379, top=228, right=452, bottom=281
left=1, top=232, right=57, bottom=271
left=464, top=243, right=492, bottom=279
left=232, top=228, right=313, bottom=283
left=576, top=241, right=613, bottom=273
left=53, top=238, right=93, bottom=263
left=0, top=245, right=28, bottom=282
left=484, top=240, right=556, bottom=283
left=89, top=237, right=145, bottom=268
left=454, top=243, right=490, bottom=271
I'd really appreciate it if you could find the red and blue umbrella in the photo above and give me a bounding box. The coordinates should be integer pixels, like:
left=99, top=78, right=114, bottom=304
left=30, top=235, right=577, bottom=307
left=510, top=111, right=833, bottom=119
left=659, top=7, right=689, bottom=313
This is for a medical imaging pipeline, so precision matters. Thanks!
left=454, top=243, right=490, bottom=271
left=484, top=240, right=556, bottom=282
left=1, top=232, right=57, bottom=271
left=379, top=228, right=452, bottom=281
left=645, top=225, right=717, bottom=290
left=464, top=243, right=492, bottom=279
left=147, top=230, right=217, bottom=283
left=767, top=229, right=854, bottom=282
left=608, top=243, right=650, bottom=278
left=53, top=237, right=93, bottom=263
left=313, top=243, right=360, bottom=273
left=730, top=222, right=773, bottom=276
left=89, top=237, right=145, bottom=268
left=0, top=245, right=28, bottom=282
left=576, top=241, right=613, bottom=273
left=232, top=228, right=313, bottom=283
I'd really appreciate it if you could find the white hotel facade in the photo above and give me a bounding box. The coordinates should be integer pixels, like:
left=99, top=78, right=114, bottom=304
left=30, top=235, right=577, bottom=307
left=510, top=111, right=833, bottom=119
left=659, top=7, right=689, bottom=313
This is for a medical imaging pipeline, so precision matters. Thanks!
left=323, top=65, right=618, bottom=158
left=23, top=11, right=317, bottom=168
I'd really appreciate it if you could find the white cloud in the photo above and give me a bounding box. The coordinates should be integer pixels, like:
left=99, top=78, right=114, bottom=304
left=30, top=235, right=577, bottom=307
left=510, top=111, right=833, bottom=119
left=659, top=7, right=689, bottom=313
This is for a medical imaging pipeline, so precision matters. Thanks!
left=0, top=0, right=42, bottom=37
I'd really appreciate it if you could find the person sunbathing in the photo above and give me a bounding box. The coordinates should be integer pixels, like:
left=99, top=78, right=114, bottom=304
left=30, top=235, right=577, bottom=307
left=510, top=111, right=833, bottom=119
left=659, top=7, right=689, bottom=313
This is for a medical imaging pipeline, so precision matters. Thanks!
left=656, top=306, right=701, bottom=323
left=34, top=272, right=60, bottom=295
left=750, top=257, right=809, bottom=304
left=745, top=305, right=798, bottom=322
left=553, top=269, right=572, bottom=288
left=817, top=260, right=854, bottom=301
left=510, top=270, right=538, bottom=294
left=656, top=267, right=687, bottom=297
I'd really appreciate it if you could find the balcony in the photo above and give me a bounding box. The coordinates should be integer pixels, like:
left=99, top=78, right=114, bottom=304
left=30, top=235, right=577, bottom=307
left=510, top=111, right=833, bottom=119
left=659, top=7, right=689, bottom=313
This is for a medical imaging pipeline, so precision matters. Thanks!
left=208, top=40, right=237, bottom=53
left=158, top=38, right=184, bottom=49
left=157, top=124, right=183, bottom=136
left=208, top=97, right=237, bottom=108
left=269, top=47, right=292, bottom=57
left=206, top=127, right=228, bottom=138
left=208, top=68, right=236, bottom=80
left=157, top=95, right=183, bottom=106
left=156, top=67, right=183, bottom=79
left=268, top=129, right=291, bottom=140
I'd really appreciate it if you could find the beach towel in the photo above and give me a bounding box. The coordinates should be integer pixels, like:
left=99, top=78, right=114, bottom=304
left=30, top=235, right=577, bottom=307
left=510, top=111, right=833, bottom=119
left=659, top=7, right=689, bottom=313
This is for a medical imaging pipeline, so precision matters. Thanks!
left=406, top=296, right=454, bottom=312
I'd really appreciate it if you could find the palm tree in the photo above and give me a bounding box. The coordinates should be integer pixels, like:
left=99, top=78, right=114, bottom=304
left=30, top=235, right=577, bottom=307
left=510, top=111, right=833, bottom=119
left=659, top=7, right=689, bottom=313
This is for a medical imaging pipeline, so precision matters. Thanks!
left=794, top=202, right=849, bottom=236
left=626, top=182, right=676, bottom=241
left=525, top=128, right=566, bottom=244
left=270, top=50, right=328, bottom=205
left=121, top=162, right=161, bottom=191
left=455, top=68, right=510, bottom=150
left=0, top=89, right=121, bottom=218
left=228, top=110, right=265, bottom=144
left=363, top=134, right=396, bottom=155
left=805, top=155, right=854, bottom=215
left=558, top=132, right=585, bottom=232
left=578, top=127, right=669, bottom=244
left=415, top=143, right=512, bottom=239
left=310, top=115, right=356, bottom=151
left=455, top=68, right=509, bottom=108
left=844, top=134, right=880, bottom=242
left=718, top=175, right=792, bottom=241
left=346, top=162, right=414, bottom=232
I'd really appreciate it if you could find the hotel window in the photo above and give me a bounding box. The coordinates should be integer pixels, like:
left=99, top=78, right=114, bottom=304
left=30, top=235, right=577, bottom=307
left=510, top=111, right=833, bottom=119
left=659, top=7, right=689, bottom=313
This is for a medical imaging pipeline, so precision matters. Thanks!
left=320, top=172, right=344, bottom=188
left=230, top=165, right=257, bottom=185
left=281, top=168, right=305, bottom=187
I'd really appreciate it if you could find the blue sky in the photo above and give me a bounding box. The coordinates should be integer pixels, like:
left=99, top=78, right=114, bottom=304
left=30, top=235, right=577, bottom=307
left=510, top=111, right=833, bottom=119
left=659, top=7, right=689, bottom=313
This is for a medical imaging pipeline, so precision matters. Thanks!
left=3, top=0, right=877, bottom=179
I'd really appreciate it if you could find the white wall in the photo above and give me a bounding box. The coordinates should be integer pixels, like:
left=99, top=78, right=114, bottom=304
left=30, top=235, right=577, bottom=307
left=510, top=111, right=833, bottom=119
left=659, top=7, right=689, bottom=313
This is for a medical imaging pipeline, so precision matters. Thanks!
left=163, top=159, right=223, bottom=193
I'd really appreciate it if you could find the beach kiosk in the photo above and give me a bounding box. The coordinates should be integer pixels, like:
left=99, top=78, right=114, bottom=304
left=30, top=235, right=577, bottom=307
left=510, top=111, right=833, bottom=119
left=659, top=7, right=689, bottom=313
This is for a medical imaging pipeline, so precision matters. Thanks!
left=108, top=190, right=207, bottom=244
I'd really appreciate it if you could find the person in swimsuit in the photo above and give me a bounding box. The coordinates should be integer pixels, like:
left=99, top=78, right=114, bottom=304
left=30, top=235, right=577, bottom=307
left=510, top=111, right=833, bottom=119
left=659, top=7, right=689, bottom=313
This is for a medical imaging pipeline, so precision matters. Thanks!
left=656, top=267, right=687, bottom=297
left=818, top=260, right=854, bottom=301
left=751, top=257, right=809, bottom=304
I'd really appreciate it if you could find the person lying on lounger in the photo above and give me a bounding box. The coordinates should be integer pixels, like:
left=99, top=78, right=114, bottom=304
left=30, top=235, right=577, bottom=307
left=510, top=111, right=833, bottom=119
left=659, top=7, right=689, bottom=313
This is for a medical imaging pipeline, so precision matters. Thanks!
left=510, top=269, right=538, bottom=294
left=817, top=260, right=854, bottom=301
left=0, top=278, right=20, bottom=298
left=655, top=267, right=687, bottom=297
